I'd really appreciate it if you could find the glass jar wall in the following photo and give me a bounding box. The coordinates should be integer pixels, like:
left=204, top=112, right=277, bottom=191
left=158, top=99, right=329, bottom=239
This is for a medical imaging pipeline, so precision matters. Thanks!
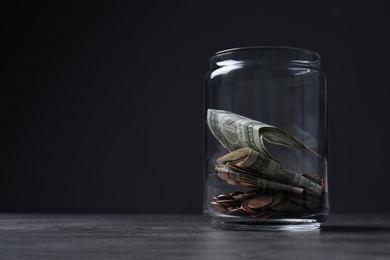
left=203, top=46, right=329, bottom=231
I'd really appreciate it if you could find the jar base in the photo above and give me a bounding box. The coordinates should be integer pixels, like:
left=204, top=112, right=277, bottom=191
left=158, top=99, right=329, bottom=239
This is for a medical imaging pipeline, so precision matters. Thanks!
left=205, top=212, right=327, bottom=231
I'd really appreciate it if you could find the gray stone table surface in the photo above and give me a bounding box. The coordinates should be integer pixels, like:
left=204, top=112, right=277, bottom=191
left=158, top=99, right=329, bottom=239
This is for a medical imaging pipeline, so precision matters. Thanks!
left=0, top=213, right=389, bottom=260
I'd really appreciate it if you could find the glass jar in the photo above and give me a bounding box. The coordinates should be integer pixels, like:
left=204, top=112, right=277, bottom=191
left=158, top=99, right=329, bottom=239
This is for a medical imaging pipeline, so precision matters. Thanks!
left=203, top=46, right=329, bottom=231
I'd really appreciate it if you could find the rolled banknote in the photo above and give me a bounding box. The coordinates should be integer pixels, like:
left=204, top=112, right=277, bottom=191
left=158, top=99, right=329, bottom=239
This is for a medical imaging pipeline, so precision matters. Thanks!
left=207, top=109, right=319, bottom=157
left=216, top=164, right=305, bottom=195
left=216, top=147, right=323, bottom=196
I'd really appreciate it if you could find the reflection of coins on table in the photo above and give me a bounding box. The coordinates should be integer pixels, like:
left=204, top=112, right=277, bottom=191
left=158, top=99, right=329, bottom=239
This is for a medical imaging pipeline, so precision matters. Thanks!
left=248, top=195, right=273, bottom=210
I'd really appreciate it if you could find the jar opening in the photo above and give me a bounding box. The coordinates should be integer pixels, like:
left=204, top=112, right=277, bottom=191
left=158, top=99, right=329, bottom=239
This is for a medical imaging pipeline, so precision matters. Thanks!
left=216, top=46, right=320, bottom=57
left=212, top=46, right=321, bottom=68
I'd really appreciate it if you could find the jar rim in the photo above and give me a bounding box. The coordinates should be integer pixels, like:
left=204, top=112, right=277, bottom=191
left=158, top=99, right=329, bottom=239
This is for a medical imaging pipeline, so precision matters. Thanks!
left=215, top=46, right=320, bottom=59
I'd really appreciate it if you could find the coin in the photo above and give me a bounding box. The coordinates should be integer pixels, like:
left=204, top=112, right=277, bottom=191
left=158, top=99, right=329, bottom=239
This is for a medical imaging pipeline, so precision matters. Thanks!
left=235, top=190, right=259, bottom=201
left=215, top=199, right=241, bottom=207
left=230, top=191, right=243, bottom=197
left=210, top=201, right=228, bottom=213
left=248, top=195, right=273, bottom=210
left=226, top=207, right=246, bottom=215
left=241, top=199, right=258, bottom=213
left=217, top=194, right=234, bottom=200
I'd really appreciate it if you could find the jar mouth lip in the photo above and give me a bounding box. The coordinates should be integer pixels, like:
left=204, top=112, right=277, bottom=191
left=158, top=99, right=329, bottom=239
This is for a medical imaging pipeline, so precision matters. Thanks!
left=215, top=46, right=320, bottom=58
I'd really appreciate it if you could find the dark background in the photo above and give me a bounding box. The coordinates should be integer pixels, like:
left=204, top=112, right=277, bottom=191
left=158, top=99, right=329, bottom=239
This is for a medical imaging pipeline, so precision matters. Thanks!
left=1, top=1, right=389, bottom=213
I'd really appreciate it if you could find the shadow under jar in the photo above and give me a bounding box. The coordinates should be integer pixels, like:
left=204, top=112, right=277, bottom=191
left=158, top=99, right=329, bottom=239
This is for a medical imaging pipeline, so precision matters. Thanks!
left=203, top=46, right=329, bottom=231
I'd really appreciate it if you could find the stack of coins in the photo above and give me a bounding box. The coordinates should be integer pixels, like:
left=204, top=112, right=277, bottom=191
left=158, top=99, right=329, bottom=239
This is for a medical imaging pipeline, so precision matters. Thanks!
left=210, top=188, right=324, bottom=219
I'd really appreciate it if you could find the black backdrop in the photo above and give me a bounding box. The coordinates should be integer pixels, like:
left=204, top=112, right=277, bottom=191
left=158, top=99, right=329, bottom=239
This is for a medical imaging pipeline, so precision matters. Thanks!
left=2, top=1, right=390, bottom=213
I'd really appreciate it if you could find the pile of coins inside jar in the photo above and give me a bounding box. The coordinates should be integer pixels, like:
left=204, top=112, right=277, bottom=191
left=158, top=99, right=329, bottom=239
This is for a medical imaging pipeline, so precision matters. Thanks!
left=210, top=188, right=324, bottom=219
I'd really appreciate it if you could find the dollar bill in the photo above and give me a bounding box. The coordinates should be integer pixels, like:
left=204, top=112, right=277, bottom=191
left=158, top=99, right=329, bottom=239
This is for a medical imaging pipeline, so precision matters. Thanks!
left=216, top=165, right=305, bottom=195
left=206, top=109, right=319, bottom=157
left=216, top=147, right=323, bottom=196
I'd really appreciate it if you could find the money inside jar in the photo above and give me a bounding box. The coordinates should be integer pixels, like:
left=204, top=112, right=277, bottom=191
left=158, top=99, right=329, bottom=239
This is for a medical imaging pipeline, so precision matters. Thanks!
left=207, top=109, right=325, bottom=219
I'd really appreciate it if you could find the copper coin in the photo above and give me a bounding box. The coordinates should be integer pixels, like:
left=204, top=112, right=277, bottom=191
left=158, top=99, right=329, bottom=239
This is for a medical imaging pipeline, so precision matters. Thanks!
left=240, top=200, right=258, bottom=213
left=210, top=201, right=228, bottom=213
left=216, top=199, right=241, bottom=207
left=235, top=191, right=258, bottom=201
left=230, top=191, right=243, bottom=197
left=217, top=194, right=234, bottom=200
left=234, top=194, right=249, bottom=201
left=248, top=195, right=273, bottom=210
left=226, top=207, right=246, bottom=216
